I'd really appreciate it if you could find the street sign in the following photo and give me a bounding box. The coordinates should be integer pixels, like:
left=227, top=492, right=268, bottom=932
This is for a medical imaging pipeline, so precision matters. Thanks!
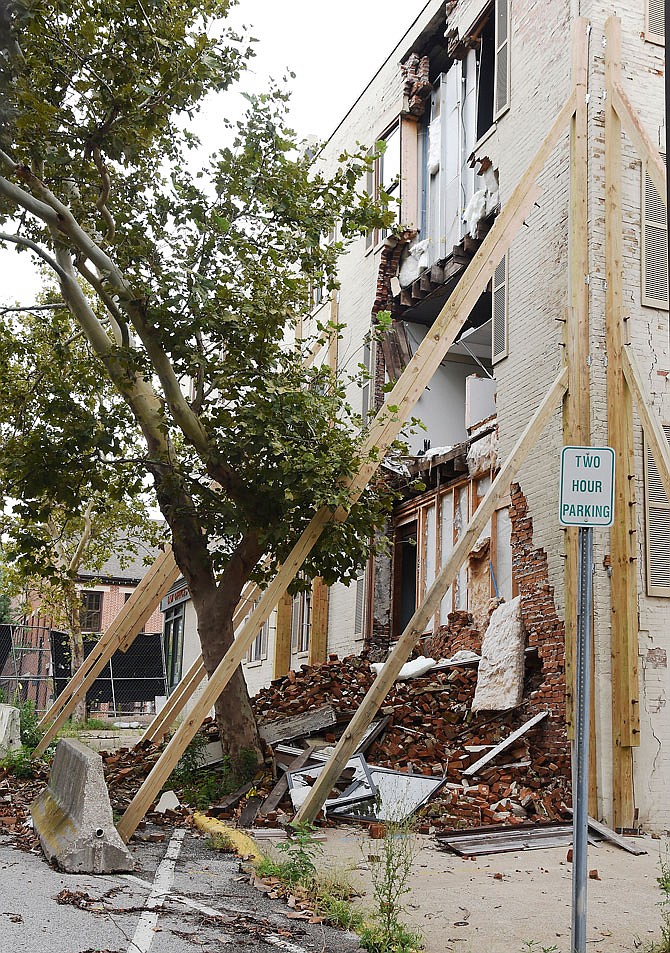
left=559, top=446, right=615, bottom=527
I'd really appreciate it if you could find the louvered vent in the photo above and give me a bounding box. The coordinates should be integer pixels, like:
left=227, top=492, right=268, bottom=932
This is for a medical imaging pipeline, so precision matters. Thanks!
left=642, top=158, right=669, bottom=309
left=354, top=572, right=365, bottom=636
left=492, top=256, right=508, bottom=363
left=645, top=425, right=670, bottom=595
left=494, top=0, right=510, bottom=117
left=647, top=0, right=665, bottom=43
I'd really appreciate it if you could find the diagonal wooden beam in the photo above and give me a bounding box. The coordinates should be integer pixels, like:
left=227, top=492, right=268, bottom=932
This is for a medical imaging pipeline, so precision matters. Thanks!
left=622, top=345, right=670, bottom=501
left=34, top=546, right=180, bottom=757
left=116, top=91, right=576, bottom=843
left=611, top=81, right=666, bottom=202
left=294, top=367, right=569, bottom=824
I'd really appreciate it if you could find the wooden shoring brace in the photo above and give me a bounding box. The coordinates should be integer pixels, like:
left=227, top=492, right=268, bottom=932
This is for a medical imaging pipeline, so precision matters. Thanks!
left=621, top=346, right=670, bottom=501
left=142, top=577, right=262, bottom=744
left=564, top=18, right=598, bottom=812
left=116, top=89, right=576, bottom=843
left=295, top=368, right=569, bottom=824
left=605, top=15, right=641, bottom=831
left=143, top=656, right=206, bottom=744
left=34, top=546, right=181, bottom=757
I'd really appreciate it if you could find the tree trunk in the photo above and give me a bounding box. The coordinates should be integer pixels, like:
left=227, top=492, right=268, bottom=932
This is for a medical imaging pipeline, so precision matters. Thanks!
left=188, top=580, right=264, bottom=772
left=64, top=581, right=86, bottom=723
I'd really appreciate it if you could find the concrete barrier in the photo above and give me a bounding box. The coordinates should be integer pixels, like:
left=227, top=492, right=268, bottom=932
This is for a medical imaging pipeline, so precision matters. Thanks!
left=0, top=704, right=21, bottom=758
left=31, top=739, right=133, bottom=873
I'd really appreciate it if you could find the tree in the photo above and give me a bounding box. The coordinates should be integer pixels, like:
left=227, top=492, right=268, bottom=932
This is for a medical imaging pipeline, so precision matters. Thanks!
left=0, top=305, right=164, bottom=719
left=0, top=0, right=397, bottom=768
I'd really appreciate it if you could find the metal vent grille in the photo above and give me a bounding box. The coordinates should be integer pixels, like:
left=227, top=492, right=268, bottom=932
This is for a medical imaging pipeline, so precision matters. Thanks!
left=642, top=159, right=669, bottom=309
left=354, top=572, right=366, bottom=637
left=494, top=0, right=510, bottom=116
left=647, top=0, right=665, bottom=41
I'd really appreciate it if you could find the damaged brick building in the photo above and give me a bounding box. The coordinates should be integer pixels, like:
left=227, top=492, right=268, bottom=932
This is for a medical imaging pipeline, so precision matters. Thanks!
left=161, top=0, right=670, bottom=835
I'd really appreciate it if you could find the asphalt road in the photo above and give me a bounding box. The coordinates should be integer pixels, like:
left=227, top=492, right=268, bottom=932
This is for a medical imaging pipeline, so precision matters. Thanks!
left=0, top=829, right=363, bottom=953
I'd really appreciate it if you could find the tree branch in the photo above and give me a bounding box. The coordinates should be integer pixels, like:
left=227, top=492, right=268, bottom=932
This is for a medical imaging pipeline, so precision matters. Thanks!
left=0, top=232, right=67, bottom=280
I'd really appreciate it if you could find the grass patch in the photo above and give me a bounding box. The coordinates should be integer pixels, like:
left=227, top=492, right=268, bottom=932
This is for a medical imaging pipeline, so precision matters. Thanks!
left=207, top=831, right=236, bottom=853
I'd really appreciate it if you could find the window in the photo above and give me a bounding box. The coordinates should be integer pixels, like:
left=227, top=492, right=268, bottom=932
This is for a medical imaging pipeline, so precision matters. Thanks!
left=248, top=618, right=269, bottom=663
left=476, top=0, right=511, bottom=141
left=291, top=587, right=311, bottom=654
left=80, top=590, right=103, bottom=633
left=366, top=123, right=401, bottom=248
left=645, top=426, right=670, bottom=596
left=641, top=159, right=668, bottom=309
left=646, top=0, right=665, bottom=44
left=492, top=254, right=508, bottom=362
left=163, top=603, right=185, bottom=691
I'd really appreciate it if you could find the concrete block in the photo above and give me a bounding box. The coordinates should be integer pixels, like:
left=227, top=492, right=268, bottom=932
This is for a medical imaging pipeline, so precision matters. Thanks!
left=31, top=739, right=133, bottom=873
left=0, top=704, right=21, bottom=758
left=472, top=596, right=525, bottom=713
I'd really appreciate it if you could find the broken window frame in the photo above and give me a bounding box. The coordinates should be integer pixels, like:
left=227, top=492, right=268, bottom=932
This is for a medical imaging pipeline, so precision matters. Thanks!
left=641, top=157, right=669, bottom=310
left=644, top=426, right=670, bottom=596
left=392, top=476, right=512, bottom=637
left=645, top=0, right=665, bottom=45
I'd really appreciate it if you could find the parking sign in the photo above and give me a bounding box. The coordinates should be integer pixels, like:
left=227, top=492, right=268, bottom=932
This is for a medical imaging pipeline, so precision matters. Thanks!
left=559, top=446, right=615, bottom=527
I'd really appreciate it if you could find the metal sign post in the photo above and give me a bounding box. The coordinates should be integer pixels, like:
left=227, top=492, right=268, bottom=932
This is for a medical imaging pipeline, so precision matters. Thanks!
left=559, top=447, right=615, bottom=953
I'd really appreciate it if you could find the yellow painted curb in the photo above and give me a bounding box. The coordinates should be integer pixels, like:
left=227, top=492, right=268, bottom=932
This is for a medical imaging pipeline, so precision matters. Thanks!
left=193, top=812, right=262, bottom=861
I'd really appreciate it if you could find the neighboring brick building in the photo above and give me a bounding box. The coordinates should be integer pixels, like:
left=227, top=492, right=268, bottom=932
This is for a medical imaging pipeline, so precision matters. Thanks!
left=210, top=0, right=670, bottom=834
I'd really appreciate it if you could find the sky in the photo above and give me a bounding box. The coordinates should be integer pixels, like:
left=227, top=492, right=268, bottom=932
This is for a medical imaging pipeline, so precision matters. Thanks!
left=0, top=1, right=428, bottom=306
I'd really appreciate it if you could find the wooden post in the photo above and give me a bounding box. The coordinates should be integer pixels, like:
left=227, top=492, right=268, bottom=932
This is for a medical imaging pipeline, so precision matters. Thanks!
left=309, top=578, right=329, bottom=666
left=34, top=546, right=181, bottom=757
left=273, top=590, right=293, bottom=678
left=116, top=92, right=576, bottom=842
left=294, top=368, right=569, bottom=824
left=564, top=17, right=591, bottom=750
left=605, top=16, right=639, bottom=832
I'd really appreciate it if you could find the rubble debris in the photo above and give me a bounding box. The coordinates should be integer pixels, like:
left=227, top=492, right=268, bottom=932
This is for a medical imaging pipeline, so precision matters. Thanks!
left=31, top=739, right=133, bottom=873
left=288, top=754, right=375, bottom=812
left=252, top=652, right=569, bottom=830
left=154, top=790, right=180, bottom=814
left=463, top=712, right=549, bottom=777
left=472, top=596, right=526, bottom=713
left=259, top=705, right=337, bottom=747
left=327, top=766, right=446, bottom=823
left=0, top=705, right=21, bottom=759
left=565, top=811, right=648, bottom=856
left=435, top=822, right=585, bottom=857
left=370, top=655, right=437, bottom=681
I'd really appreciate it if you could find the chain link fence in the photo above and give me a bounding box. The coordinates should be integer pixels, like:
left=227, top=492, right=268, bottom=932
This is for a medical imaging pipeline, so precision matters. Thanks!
left=0, top=623, right=168, bottom=718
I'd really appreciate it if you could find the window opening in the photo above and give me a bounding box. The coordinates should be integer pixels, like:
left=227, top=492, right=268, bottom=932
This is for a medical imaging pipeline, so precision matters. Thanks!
left=80, top=591, right=103, bottom=633
left=163, top=602, right=185, bottom=691
left=392, top=521, right=418, bottom=637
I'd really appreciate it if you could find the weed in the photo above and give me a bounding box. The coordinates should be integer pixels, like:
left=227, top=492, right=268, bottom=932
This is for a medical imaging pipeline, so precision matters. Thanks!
left=649, top=850, right=670, bottom=953
left=17, top=699, right=42, bottom=750
left=173, top=732, right=209, bottom=781
left=181, top=772, right=224, bottom=810
left=521, top=942, right=559, bottom=953
left=0, top=746, right=37, bottom=778
left=274, top=822, right=323, bottom=884
left=236, top=746, right=260, bottom=783
left=359, top=815, right=423, bottom=953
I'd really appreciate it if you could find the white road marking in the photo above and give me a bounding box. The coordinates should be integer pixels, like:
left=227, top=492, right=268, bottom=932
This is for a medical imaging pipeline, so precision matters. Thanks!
left=123, top=870, right=311, bottom=953
left=126, top=829, right=186, bottom=953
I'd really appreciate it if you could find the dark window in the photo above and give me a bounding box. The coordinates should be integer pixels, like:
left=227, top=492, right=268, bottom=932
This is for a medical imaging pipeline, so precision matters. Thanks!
left=476, top=13, right=496, bottom=140
left=163, top=603, right=185, bottom=691
left=80, top=591, right=103, bottom=633
left=392, top=522, right=418, bottom=637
